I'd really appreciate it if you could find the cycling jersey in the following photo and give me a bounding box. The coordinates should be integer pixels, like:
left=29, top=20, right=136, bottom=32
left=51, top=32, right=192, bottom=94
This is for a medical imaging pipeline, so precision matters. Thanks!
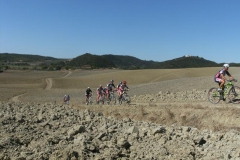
left=103, top=87, right=108, bottom=94
left=214, top=69, right=231, bottom=83
left=107, top=83, right=116, bottom=91
left=86, top=88, right=92, bottom=95
left=117, top=83, right=122, bottom=89
left=97, top=87, right=103, bottom=94
left=215, top=69, right=230, bottom=78
left=120, top=84, right=129, bottom=91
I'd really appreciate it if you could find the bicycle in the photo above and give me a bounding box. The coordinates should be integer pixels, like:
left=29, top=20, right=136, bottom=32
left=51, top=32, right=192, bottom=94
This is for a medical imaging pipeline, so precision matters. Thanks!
left=86, top=94, right=93, bottom=105
left=208, top=79, right=240, bottom=104
left=119, top=90, right=131, bottom=105
left=96, top=93, right=105, bottom=105
left=107, top=91, right=116, bottom=105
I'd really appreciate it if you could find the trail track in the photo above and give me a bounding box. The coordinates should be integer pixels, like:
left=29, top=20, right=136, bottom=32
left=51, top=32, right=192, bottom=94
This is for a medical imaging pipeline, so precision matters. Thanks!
left=62, top=71, right=72, bottom=78
left=45, top=78, right=52, bottom=90
left=9, top=93, right=27, bottom=102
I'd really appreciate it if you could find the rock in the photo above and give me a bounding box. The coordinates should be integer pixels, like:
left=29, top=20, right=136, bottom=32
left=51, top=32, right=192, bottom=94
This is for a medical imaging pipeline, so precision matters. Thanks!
left=126, top=126, right=139, bottom=134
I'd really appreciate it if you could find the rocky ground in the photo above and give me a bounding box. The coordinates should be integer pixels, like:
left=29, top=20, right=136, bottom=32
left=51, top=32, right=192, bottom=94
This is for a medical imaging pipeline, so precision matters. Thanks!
left=1, top=102, right=240, bottom=160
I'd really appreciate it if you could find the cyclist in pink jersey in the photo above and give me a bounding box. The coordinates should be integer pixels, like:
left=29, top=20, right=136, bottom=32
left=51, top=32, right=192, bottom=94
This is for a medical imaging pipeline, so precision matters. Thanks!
left=117, top=81, right=123, bottom=97
left=214, top=64, right=234, bottom=92
left=119, top=81, right=129, bottom=100
left=96, top=85, right=104, bottom=102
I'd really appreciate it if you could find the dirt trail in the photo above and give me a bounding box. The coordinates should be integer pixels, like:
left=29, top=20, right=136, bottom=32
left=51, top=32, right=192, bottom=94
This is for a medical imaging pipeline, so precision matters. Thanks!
left=62, top=71, right=72, bottom=78
left=9, top=93, right=27, bottom=102
left=45, top=71, right=71, bottom=90
left=45, top=78, right=53, bottom=90
left=9, top=71, right=72, bottom=102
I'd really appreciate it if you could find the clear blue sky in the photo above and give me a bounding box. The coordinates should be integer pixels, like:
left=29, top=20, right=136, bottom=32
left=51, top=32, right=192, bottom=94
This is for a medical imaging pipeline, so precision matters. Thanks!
left=1, top=0, right=240, bottom=63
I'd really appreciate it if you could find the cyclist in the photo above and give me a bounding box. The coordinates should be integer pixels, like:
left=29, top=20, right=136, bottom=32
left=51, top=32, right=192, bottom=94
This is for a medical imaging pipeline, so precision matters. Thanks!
left=63, top=94, right=70, bottom=105
left=117, top=81, right=122, bottom=97
left=85, top=87, right=92, bottom=104
left=117, top=81, right=122, bottom=89
left=107, top=80, right=116, bottom=99
left=96, top=85, right=104, bottom=102
left=214, top=64, right=234, bottom=92
left=103, top=86, right=108, bottom=98
left=119, top=81, right=129, bottom=100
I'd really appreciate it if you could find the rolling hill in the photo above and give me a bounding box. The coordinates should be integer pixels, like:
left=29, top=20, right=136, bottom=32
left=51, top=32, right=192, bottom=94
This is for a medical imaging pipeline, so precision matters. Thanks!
left=67, top=53, right=219, bottom=69
left=1, top=52, right=237, bottom=70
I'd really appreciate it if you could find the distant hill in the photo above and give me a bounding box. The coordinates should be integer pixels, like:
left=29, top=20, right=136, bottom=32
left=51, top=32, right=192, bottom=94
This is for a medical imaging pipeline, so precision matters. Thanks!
left=1, top=52, right=239, bottom=70
left=0, top=53, right=57, bottom=62
left=102, top=54, right=155, bottom=69
left=153, top=56, right=219, bottom=69
left=68, top=53, right=116, bottom=69
left=67, top=53, right=220, bottom=69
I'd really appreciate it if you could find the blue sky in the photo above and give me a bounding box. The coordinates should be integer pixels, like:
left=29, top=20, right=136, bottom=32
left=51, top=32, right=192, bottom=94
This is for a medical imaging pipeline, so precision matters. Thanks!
left=1, top=0, right=240, bottom=63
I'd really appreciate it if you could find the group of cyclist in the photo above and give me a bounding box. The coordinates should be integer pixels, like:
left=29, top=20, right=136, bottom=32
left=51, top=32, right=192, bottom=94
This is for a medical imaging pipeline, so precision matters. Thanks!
left=84, top=63, right=235, bottom=104
left=85, top=79, right=129, bottom=104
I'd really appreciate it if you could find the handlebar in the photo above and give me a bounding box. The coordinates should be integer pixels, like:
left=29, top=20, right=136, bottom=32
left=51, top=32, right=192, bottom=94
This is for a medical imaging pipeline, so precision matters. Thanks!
left=227, top=79, right=237, bottom=82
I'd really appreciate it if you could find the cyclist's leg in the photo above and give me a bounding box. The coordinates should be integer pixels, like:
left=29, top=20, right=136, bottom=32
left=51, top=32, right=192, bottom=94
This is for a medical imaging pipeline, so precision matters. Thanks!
left=219, top=79, right=225, bottom=90
left=215, top=78, right=224, bottom=91
left=119, top=91, right=123, bottom=99
left=97, top=93, right=100, bottom=101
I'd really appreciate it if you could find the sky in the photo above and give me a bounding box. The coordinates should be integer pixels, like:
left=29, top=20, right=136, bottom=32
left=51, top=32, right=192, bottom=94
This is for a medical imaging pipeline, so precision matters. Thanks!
left=1, top=0, right=240, bottom=63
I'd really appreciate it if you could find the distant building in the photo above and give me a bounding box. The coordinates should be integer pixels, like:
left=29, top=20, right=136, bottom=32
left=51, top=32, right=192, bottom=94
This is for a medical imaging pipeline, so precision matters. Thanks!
left=185, top=55, right=191, bottom=57
left=82, top=65, right=91, bottom=69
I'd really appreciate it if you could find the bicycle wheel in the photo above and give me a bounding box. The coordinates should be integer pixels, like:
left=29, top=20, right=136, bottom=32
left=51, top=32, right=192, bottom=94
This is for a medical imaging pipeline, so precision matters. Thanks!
left=228, top=86, right=240, bottom=104
left=89, top=97, right=92, bottom=105
left=124, top=95, right=131, bottom=105
left=108, top=95, right=116, bottom=105
left=112, top=96, right=116, bottom=105
left=208, top=87, right=221, bottom=104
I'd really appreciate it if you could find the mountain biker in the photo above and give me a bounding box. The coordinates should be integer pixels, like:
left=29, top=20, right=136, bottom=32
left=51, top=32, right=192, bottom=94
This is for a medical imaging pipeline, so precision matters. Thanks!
left=117, top=81, right=123, bottom=97
left=63, top=94, right=70, bottom=105
left=96, top=85, right=104, bottom=102
left=214, top=64, right=234, bottom=92
left=119, top=81, right=129, bottom=100
left=117, top=81, right=122, bottom=89
left=85, top=87, right=92, bottom=104
left=107, top=79, right=116, bottom=99
left=103, top=86, right=108, bottom=98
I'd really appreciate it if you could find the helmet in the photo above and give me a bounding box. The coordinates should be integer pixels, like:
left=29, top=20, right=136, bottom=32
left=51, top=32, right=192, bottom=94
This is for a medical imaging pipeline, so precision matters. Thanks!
left=120, top=81, right=122, bottom=84
left=87, top=87, right=90, bottom=89
left=99, top=85, right=102, bottom=88
left=107, top=84, right=109, bottom=86
left=110, top=79, right=114, bottom=82
left=223, top=64, right=229, bottom=68
left=123, top=81, right=126, bottom=84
